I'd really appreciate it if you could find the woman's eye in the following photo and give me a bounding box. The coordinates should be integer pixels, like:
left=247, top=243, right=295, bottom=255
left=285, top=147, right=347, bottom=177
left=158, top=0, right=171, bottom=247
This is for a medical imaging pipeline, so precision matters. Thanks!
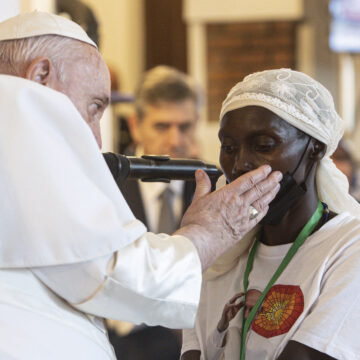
left=254, top=142, right=276, bottom=153
left=254, top=144, right=271, bottom=152
left=221, top=144, right=237, bottom=153
left=254, top=137, right=276, bottom=153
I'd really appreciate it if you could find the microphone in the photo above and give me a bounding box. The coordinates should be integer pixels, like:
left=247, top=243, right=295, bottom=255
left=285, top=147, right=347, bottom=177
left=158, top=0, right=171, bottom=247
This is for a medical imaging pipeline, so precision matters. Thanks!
left=103, top=153, right=223, bottom=190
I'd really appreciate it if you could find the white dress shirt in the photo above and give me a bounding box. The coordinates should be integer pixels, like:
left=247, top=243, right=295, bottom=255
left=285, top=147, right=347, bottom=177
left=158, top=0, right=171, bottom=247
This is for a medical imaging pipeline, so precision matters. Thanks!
left=139, top=180, right=184, bottom=232
left=134, top=147, right=185, bottom=233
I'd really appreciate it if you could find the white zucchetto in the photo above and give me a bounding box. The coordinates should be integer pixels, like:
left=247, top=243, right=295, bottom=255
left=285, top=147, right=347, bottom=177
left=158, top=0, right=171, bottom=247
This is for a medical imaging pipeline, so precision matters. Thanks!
left=0, top=11, right=97, bottom=48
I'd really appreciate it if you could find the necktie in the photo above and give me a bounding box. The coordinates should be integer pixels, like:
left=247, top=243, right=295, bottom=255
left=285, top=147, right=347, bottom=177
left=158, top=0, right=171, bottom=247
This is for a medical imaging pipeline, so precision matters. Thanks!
left=157, top=186, right=176, bottom=234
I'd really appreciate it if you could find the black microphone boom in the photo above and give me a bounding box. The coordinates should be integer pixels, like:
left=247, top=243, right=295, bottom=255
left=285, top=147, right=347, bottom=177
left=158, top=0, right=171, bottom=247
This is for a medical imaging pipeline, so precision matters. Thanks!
left=103, top=153, right=223, bottom=190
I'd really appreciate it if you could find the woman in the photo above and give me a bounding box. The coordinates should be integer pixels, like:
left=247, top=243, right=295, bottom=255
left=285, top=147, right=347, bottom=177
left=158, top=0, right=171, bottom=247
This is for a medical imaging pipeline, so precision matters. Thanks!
left=181, top=69, right=360, bottom=360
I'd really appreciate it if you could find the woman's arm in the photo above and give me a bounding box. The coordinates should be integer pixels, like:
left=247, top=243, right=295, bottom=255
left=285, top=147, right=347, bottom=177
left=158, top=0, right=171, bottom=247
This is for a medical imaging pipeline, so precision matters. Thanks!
left=277, top=341, right=336, bottom=360
left=181, top=350, right=201, bottom=360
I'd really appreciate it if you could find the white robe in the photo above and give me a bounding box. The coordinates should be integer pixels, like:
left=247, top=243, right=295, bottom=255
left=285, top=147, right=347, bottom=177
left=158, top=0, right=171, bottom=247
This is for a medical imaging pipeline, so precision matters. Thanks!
left=0, top=75, right=201, bottom=359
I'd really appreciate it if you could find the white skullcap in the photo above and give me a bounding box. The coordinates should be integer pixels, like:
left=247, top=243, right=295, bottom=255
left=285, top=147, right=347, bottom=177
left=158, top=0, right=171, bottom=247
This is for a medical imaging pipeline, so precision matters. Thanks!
left=0, top=11, right=97, bottom=48
left=220, top=68, right=360, bottom=217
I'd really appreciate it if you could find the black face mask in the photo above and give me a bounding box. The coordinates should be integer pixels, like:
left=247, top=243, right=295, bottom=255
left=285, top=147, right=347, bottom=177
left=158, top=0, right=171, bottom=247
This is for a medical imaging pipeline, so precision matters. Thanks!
left=260, top=138, right=312, bottom=226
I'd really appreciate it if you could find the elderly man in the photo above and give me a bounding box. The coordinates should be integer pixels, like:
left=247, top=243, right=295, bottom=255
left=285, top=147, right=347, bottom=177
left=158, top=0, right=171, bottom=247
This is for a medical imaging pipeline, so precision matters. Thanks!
left=123, top=66, right=201, bottom=234
left=0, top=11, right=281, bottom=360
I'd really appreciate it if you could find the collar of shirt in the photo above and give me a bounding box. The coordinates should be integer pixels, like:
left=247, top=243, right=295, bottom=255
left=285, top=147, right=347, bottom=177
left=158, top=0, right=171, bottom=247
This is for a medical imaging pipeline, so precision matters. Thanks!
left=135, top=147, right=185, bottom=232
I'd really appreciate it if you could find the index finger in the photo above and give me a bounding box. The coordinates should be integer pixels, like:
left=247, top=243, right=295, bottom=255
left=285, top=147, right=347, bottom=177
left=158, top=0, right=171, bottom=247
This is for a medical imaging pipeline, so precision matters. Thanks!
left=226, top=165, right=272, bottom=194
left=228, top=292, right=244, bottom=304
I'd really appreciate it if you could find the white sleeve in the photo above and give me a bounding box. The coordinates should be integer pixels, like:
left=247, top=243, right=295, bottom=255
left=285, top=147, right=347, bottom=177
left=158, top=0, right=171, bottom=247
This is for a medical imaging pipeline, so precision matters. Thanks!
left=181, top=327, right=227, bottom=360
left=205, top=328, right=227, bottom=360
left=181, top=327, right=201, bottom=357
left=291, top=238, right=360, bottom=360
left=33, top=232, right=202, bottom=329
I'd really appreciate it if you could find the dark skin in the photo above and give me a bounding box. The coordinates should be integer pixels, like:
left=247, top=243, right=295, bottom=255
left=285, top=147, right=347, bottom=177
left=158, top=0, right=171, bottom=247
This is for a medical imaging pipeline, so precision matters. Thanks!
left=182, top=106, right=336, bottom=360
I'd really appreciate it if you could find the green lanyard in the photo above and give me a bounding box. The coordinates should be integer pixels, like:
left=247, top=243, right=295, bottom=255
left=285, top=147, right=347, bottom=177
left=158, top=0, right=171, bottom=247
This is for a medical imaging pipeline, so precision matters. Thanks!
left=240, top=201, right=324, bottom=360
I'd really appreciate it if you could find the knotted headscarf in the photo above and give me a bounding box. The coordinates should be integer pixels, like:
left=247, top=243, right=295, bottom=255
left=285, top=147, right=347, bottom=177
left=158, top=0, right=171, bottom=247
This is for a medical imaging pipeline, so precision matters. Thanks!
left=205, top=68, right=360, bottom=279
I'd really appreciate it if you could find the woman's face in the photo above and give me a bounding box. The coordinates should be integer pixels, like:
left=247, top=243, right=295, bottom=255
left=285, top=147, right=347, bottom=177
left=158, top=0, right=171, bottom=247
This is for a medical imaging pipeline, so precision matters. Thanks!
left=219, top=106, right=310, bottom=183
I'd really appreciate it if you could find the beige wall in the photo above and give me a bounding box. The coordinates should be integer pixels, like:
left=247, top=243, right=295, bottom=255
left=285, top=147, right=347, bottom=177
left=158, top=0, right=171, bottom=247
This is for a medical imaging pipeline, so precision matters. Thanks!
left=185, top=0, right=304, bottom=163
left=81, top=0, right=145, bottom=151
left=82, top=0, right=144, bottom=94
left=20, top=0, right=54, bottom=12
left=184, top=0, right=303, bottom=23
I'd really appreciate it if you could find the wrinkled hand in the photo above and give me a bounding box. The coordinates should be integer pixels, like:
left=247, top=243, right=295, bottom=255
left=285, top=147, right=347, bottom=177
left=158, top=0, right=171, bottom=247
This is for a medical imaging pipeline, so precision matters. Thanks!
left=217, top=293, right=244, bottom=332
left=175, top=165, right=282, bottom=270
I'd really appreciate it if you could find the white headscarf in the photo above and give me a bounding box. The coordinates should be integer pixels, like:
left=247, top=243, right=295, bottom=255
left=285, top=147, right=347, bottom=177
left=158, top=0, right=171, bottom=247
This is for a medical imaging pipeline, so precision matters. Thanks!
left=220, top=68, right=360, bottom=216
left=205, top=68, right=360, bottom=280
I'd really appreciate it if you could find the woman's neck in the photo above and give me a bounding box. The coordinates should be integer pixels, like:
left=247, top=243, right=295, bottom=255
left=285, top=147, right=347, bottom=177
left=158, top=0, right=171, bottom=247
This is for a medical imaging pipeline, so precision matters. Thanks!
left=261, top=183, right=320, bottom=246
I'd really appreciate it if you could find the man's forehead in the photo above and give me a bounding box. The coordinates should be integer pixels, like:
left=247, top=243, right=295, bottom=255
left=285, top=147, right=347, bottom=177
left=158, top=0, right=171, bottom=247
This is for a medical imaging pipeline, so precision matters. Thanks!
left=144, top=100, right=197, bottom=118
left=0, top=11, right=97, bottom=48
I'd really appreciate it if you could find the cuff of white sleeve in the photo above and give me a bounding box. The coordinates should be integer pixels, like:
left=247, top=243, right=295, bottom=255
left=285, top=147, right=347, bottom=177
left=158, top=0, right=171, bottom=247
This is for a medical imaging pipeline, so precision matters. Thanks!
left=212, top=327, right=228, bottom=348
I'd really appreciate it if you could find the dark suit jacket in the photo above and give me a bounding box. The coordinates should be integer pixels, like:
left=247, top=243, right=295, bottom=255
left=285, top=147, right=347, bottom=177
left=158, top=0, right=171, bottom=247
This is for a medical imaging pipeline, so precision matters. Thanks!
left=109, top=178, right=196, bottom=360
left=117, top=179, right=196, bottom=230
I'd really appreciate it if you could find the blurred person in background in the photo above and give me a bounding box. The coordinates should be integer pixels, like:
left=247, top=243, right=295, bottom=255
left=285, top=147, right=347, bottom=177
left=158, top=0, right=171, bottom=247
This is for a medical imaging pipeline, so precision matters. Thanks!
left=117, top=65, right=202, bottom=234
left=107, top=65, right=203, bottom=360
left=332, top=140, right=360, bottom=201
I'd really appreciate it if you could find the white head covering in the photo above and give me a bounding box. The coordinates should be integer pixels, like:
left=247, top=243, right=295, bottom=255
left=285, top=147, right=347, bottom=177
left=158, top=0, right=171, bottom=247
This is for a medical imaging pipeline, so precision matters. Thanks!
left=0, top=74, right=146, bottom=267
left=205, top=68, right=360, bottom=280
left=221, top=68, right=360, bottom=216
left=0, top=11, right=97, bottom=48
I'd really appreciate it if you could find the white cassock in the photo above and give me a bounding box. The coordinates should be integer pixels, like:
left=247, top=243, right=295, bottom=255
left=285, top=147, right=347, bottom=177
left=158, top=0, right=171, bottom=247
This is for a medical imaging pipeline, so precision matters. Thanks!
left=0, top=75, right=202, bottom=359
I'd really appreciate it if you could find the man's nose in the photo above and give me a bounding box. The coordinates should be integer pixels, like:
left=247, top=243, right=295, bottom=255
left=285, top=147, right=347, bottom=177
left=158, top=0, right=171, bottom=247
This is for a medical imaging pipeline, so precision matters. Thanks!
left=232, top=148, right=254, bottom=176
left=167, top=126, right=181, bottom=148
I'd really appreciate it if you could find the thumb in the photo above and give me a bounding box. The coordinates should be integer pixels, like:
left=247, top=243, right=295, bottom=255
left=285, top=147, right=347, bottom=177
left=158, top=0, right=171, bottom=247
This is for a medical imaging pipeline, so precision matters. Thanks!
left=193, top=169, right=212, bottom=201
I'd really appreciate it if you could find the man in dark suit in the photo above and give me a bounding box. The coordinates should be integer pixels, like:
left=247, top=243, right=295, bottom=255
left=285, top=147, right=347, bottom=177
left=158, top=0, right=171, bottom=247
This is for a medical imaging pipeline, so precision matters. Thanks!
left=107, top=66, right=202, bottom=360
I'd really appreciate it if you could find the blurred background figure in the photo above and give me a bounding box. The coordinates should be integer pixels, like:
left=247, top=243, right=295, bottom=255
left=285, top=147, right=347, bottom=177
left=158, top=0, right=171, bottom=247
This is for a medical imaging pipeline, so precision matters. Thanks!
left=117, top=65, right=202, bottom=233
left=56, top=0, right=99, bottom=46
left=127, top=65, right=201, bottom=159
left=106, top=65, right=203, bottom=360
left=332, top=140, right=360, bottom=201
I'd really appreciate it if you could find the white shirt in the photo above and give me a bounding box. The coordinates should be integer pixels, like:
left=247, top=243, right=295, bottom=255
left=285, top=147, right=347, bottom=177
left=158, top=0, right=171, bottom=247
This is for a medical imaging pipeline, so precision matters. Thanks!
left=139, top=180, right=184, bottom=232
left=182, top=212, right=360, bottom=360
left=0, top=75, right=202, bottom=359
left=134, top=147, right=185, bottom=232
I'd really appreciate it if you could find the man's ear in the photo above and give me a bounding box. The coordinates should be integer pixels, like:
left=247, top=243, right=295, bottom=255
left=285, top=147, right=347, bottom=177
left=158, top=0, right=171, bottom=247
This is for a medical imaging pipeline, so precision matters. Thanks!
left=25, top=57, right=56, bottom=86
left=309, top=139, right=326, bottom=161
left=127, top=114, right=143, bottom=145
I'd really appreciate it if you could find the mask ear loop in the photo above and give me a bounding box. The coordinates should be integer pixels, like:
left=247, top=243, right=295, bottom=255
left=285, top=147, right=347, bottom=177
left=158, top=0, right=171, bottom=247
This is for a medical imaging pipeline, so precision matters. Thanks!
left=291, top=136, right=312, bottom=177
left=291, top=137, right=315, bottom=190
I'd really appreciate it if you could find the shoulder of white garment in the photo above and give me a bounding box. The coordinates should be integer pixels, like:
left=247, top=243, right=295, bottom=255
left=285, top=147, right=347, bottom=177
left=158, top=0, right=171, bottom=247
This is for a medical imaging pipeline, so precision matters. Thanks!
left=0, top=75, right=146, bottom=267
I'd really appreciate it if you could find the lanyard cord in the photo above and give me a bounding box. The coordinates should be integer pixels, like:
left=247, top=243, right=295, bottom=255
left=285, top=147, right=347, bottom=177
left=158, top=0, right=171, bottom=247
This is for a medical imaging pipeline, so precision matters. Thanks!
left=240, top=201, right=324, bottom=360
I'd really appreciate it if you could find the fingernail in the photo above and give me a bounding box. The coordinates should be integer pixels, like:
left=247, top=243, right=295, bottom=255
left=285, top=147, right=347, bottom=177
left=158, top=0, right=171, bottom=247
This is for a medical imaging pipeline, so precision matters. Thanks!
left=195, top=170, right=203, bottom=181
left=263, top=165, right=271, bottom=174
left=274, top=171, right=283, bottom=181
